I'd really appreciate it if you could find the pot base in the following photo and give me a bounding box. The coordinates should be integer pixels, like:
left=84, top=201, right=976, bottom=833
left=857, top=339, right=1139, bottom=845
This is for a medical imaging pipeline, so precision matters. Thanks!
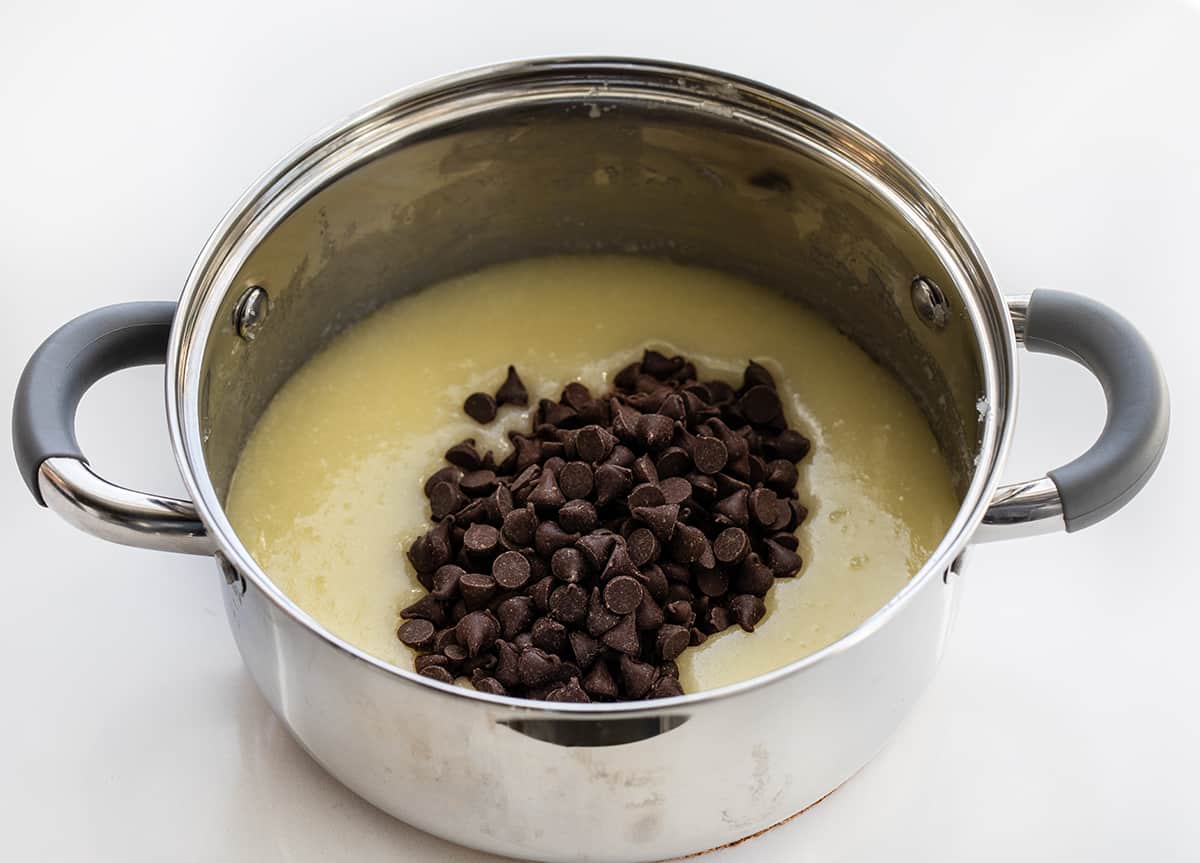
left=664, top=776, right=851, bottom=861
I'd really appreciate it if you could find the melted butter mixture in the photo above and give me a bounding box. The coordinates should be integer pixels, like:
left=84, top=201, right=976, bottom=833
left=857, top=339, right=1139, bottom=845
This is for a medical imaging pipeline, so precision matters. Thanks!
left=226, top=256, right=959, bottom=693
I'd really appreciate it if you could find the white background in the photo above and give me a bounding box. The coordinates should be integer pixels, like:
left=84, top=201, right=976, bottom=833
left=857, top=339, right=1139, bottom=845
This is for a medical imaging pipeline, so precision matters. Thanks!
left=1, top=1, right=1197, bottom=860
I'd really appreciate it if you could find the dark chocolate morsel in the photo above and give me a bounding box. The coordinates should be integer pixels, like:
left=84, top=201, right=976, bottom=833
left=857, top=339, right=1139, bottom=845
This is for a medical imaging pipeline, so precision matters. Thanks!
left=603, top=575, right=644, bottom=615
left=656, top=624, right=690, bottom=661
left=655, top=446, right=691, bottom=478
left=400, top=594, right=446, bottom=626
left=631, top=503, right=679, bottom=542
left=730, top=594, right=767, bottom=631
left=517, top=647, right=562, bottom=686
left=636, top=413, right=675, bottom=450
left=658, top=476, right=693, bottom=505
left=501, top=507, right=537, bottom=546
left=445, top=439, right=482, bottom=470
left=763, top=429, right=811, bottom=463
left=691, top=435, right=728, bottom=475
left=713, top=527, right=750, bottom=565
left=397, top=618, right=436, bottom=649
left=419, top=665, right=454, bottom=684
left=593, top=464, right=633, bottom=507
left=576, top=532, right=619, bottom=571
left=495, top=366, right=529, bottom=407
left=586, top=586, right=621, bottom=636
left=456, top=611, right=500, bottom=657
left=548, top=583, right=588, bottom=625
left=460, top=469, right=498, bottom=496
left=735, top=553, right=775, bottom=595
left=619, top=654, right=657, bottom=698
left=600, top=614, right=640, bottom=655
left=558, top=461, right=594, bottom=500
left=558, top=500, right=598, bottom=534
left=551, top=547, right=589, bottom=583
left=583, top=660, right=619, bottom=699
left=493, top=550, right=532, bottom=589
left=429, top=481, right=467, bottom=519
left=742, top=360, right=776, bottom=391
left=531, top=616, right=568, bottom=654
left=626, top=527, right=660, bottom=567
left=764, top=539, right=804, bottom=577
left=496, top=595, right=536, bottom=639
left=569, top=631, right=602, bottom=669
left=546, top=677, right=591, bottom=703
left=464, top=392, right=498, bottom=424
left=458, top=573, right=497, bottom=610
left=627, top=483, right=667, bottom=509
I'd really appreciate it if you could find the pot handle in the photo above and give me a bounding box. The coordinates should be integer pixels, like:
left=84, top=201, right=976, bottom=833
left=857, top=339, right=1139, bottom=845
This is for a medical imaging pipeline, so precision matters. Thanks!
left=12, top=302, right=213, bottom=555
left=978, top=290, right=1169, bottom=540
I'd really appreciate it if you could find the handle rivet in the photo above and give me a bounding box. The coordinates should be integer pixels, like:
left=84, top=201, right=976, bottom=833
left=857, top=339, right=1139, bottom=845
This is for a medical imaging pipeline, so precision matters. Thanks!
left=234, top=286, right=269, bottom=341
left=911, top=276, right=950, bottom=330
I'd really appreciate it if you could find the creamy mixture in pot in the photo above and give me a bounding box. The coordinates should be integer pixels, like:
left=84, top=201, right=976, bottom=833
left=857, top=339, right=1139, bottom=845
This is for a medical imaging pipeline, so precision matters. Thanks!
left=226, top=256, right=959, bottom=693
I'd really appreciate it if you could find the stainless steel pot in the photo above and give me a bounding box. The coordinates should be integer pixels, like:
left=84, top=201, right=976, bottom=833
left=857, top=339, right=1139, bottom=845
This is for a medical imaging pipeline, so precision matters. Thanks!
left=11, top=59, right=1169, bottom=861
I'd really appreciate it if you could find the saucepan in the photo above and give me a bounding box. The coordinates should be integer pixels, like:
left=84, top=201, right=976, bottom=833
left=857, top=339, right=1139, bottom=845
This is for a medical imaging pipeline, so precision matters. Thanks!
left=11, top=59, right=1168, bottom=861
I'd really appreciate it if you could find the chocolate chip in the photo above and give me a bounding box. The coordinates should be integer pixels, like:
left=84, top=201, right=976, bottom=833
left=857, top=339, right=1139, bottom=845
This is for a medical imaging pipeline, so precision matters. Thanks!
left=429, top=564, right=463, bottom=601
left=496, top=595, right=535, bottom=638
left=600, top=543, right=640, bottom=582
left=397, top=618, right=435, bottom=649
left=464, top=392, right=497, bottom=424
left=518, top=647, right=562, bottom=686
left=546, top=677, right=591, bottom=703
left=501, top=507, right=536, bottom=547
left=619, top=655, right=657, bottom=698
left=600, top=614, right=640, bottom=655
left=558, top=461, right=594, bottom=500
left=692, top=436, right=728, bottom=475
left=665, top=600, right=696, bottom=627
left=764, top=459, right=798, bottom=492
left=642, top=350, right=684, bottom=379
left=669, top=523, right=710, bottom=565
left=603, top=575, right=644, bottom=615
left=655, top=446, right=691, bottom=478
left=586, top=587, right=621, bottom=636
left=445, top=439, right=482, bottom=470
left=743, top=360, right=776, bottom=391
left=696, top=569, right=729, bottom=598
left=763, top=428, right=810, bottom=462
left=429, top=481, right=466, bottom=519
left=576, top=425, right=616, bottom=463
left=473, top=675, right=508, bottom=696
left=576, top=532, right=618, bottom=571
left=649, top=675, right=684, bottom=699
left=538, top=399, right=577, bottom=428
left=495, top=366, right=528, bottom=407
left=736, top=553, right=775, bottom=595
left=656, top=624, right=690, bottom=661
left=415, top=653, right=450, bottom=674
left=638, top=564, right=670, bottom=603
left=551, top=547, right=588, bottom=583
left=702, top=604, right=731, bottom=634
left=628, top=483, right=666, bottom=509
left=458, top=573, right=497, bottom=610
left=631, top=503, right=679, bottom=542
left=549, top=583, right=588, bottom=625
left=706, top=379, right=736, bottom=404
left=424, top=465, right=463, bottom=498
left=648, top=480, right=686, bottom=510
left=748, top=487, right=780, bottom=528
left=690, top=627, right=708, bottom=646
left=713, top=527, right=750, bottom=565
left=534, top=521, right=578, bottom=557
left=419, top=665, right=454, bottom=684
left=531, top=616, right=567, bottom=654
left=632, top=453, right=659, bottom=485
left=528, top=470, right=566, bottom=512
left=568, top=631, right=601, bottom=669
left=456, top=611, right=500, bottom=657
left=770, top=531, right=800, bottom=551
left=606, top=445, right=635, bottom=468
left=463, top=523, right=501, bottom=558
left=634, top=595, right=665, bottom=631
left=462, top=469, right=499, bottom=497
left=583, top=660, right=619, bottom=699
left=713, top=488, right=750, bottom=527
left=636, top=413, right=675, bottom=450
left=558, top=500, right=598, bottom=534
left=493, top=550, right=532, bottom=589
left=593, top=463, right=632, bottom=507
left=730, top=594, right=767, bottom=631
left=626, top=527, right=660, bottom=567
left=401, top=594, right=446, bottom=626
left=764, top=539, right=803, bottom=577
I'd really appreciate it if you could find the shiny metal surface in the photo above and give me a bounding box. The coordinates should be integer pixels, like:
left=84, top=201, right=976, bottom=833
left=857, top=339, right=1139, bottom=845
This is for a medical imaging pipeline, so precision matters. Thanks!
left=976, top=476, right=1066, bottom=542
left=911, top=275, right=951, bottom=330
left=974, top=295, right=1067, bottom=542
left=233, top=285, right=270, bottom=341
left=1007, top=293, right=1032, bottom=342
left=37, top=457, right=213, bottom=555
left=153, top=58, right=1019, bottom=861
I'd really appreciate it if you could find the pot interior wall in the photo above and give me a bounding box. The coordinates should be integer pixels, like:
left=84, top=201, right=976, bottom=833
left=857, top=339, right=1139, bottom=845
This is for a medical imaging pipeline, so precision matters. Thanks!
left=197, top=92, right=985, bottom=504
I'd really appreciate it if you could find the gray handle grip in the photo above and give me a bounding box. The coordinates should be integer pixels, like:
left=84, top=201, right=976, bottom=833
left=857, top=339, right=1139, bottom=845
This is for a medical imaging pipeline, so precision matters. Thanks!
left=1024, top=290, right=1169, bottom=532
left=13, top=302, right=177, bottom=505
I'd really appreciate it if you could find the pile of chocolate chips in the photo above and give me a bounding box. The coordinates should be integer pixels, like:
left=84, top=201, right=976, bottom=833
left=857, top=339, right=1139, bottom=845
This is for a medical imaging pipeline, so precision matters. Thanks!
left=398, top=351, right=810, bottom=702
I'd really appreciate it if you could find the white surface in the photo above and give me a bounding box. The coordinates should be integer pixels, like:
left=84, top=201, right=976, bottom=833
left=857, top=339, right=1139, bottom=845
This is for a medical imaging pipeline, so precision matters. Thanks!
left=1, top=1, right=1197, bottom=860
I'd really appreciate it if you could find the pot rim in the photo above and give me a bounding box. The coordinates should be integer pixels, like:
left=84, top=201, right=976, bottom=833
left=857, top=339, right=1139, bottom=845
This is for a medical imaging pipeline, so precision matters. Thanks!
left=165, top=56, right=1017, bottom=715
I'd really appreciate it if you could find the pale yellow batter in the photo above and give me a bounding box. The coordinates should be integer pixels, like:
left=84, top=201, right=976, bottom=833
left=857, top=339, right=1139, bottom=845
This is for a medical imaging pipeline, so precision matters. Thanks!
left=226, top=256, right=959, bottom=693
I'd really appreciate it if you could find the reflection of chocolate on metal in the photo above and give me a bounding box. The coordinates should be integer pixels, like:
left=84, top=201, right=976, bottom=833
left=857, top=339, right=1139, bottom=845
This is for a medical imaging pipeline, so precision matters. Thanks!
left=663, top=774, right=853, bottom=861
